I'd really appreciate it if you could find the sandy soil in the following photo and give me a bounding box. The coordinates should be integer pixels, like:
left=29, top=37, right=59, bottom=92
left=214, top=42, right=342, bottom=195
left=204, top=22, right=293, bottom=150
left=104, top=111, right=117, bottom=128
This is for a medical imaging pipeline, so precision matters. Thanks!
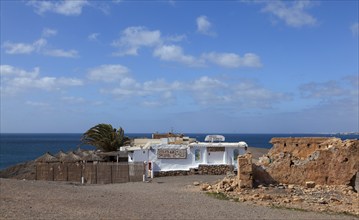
left=1, top=176, right=355, bottom=220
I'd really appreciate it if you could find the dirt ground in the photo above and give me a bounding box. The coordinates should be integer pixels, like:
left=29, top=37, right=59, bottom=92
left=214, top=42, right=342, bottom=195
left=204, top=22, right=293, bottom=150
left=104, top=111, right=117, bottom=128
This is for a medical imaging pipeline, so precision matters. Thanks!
left=1, top=175, right=356, bottom=220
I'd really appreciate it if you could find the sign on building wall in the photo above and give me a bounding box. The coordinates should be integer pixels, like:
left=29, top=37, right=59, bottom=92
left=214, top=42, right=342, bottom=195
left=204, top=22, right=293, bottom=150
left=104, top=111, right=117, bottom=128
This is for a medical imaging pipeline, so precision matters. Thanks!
left=157, top=149, right=187, bottom=159
left=208, top=147, right=225, bottom=152
left=205, top=135, right=225, bottom=142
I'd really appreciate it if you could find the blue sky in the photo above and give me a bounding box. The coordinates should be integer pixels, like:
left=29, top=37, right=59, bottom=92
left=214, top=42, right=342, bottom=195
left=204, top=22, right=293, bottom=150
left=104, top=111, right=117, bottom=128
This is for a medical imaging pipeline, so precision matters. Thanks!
left=1, top=0, right=358, bottom=133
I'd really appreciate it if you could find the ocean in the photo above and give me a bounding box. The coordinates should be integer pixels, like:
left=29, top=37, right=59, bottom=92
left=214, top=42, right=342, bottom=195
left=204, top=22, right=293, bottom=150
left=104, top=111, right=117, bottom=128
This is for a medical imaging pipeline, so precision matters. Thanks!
left=0, top=133, right=358, bottom=170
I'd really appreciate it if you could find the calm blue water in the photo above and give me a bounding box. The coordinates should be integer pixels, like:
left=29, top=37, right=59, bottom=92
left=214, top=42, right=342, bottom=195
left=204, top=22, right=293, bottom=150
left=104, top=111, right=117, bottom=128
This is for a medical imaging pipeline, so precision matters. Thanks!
left=1, top=133, right=358, bottom=170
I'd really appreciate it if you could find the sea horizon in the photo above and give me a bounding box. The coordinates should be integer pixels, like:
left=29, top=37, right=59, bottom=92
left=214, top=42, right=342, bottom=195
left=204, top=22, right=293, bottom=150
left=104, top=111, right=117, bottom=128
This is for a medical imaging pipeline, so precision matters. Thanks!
left=1, top=131, right=358, bottom=135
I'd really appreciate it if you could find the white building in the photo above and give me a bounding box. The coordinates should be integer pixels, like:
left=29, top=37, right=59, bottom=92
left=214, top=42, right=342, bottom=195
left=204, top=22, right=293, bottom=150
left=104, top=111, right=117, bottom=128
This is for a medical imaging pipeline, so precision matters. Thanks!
left=123, top=135, right=248, bottom=176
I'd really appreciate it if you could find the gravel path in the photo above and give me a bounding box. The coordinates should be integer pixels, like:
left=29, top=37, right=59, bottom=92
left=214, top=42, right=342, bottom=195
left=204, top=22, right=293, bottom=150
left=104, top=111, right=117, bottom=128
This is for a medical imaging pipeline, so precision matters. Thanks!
left=1, top=176, right=355, bottom=220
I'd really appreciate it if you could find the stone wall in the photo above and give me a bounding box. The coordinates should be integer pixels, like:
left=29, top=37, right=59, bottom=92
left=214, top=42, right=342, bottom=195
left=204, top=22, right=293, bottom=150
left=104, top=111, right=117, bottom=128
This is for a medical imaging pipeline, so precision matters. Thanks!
left=254, top=138, right=359, bottom=188
left=269, top=137, right=332, bottom=159
left=198, top=164, right=234, bottom=175
left=154, top=170, right=189, bottom=177
left=154, top=165, right=234, bottom=177
left=237, top=153, right=253, bottom=188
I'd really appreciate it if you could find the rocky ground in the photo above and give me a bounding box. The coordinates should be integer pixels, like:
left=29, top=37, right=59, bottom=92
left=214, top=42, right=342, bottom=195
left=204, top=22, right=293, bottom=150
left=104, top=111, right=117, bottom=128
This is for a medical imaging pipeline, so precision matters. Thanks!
left=199, top=176, right=359, bottom=217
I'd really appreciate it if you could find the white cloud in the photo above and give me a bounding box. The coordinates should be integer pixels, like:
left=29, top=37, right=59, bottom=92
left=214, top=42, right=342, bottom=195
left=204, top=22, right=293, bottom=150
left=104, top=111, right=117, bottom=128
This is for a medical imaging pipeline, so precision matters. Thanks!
left=142, top=100, right=162, bottom=107
left=153, top=45, right=262, bottom=68
left=42, top=28, right=57, bottom=37
left=3, top=38, right=48, bottom=54
left=351, top=22, right=359, bottom=36
left=88, top=33, right=100, bottom=41
left=57, top=77, right=83, bottom=86
left=189, top=76, right=229, bottom=105
left=61, top=96, right=86, bottom=104
left=111, top=26, right=261, bottom=69
left=165, top=34, right=187, bottom=42
left=141, top=91, right=176, bottom=107
left=186, top=76, right=289, bottom=107
left=114, top=81, right=178, bottom=106
left=111, top=26, right=188, bottom=56
left=87, top=64, right=130, bottom=82
left=296, top=77, right=358, bottom=128
left=153, top=45, right=200, bottom=66
left=25, top=101, right=50, bottom=107
left=119, top=77, right=139, bottom=88
left=33, top=38, right=48, bottom=50
left=43, top=49, right=79, bottom=58
left=104, top=87, right=136, bottom=97
left=112, top=26, right=162, bottom=56
left=232, top=80, right=290, bottom=108
left=299, top=80, right=347, bottom=99
left=142, top=79, right=181, bottom=94
left=297, top=77, right=358, bottom=126
left=28, top=0, right=89, bottom=16
left=2, top=30, right=78, bottom=58
left=3, top=42, right=36, bottom=54
left=191, top=76, right=226, bottom=91
left=202, top=52, right=262, bottom=68
left=0, top=65, right=39, bottom=78
left=9, top=76, right=55, bottom=90
left=7, top=76, right=82, bottom=91
left=95, top=65, right=287, bottom=109
left=261, top=1, right=317, bottom=27
left=95, top=2, right=111, bottom=15
left=0, top=65, right=83, bottom=95
left=343, top=75, right=359, bottom=88
left=103, top=78, right=181, bottom=99
left=196, top=15, right=215, bottom=36
left=95, top=65, right=182, bottom=106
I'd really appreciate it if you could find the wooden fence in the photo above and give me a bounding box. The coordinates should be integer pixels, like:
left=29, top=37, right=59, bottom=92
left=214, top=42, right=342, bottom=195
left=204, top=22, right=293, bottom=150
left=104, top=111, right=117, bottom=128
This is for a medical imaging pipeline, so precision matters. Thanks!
left=36, top=162, right=144, bottom=184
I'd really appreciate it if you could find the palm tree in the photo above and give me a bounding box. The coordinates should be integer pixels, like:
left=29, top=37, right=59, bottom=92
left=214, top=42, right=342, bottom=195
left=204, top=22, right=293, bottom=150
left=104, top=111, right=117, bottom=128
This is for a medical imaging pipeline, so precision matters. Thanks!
left=81, top=123, right=129, bottom=152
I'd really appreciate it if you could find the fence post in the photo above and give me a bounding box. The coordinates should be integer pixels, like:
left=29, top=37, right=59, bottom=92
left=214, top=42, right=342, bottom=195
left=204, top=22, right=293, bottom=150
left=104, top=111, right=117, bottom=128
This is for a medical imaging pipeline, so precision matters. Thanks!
left=96, top=163, right=98, bottom=184
left=81, top=164, right=84, bottom=184
left=95, top=163, right=97, bottom=184
left=52, top=164, right=54, bottom=181
left=111, top=164, right=113, bottom=184
left=128, top=163, right=130, bottom=182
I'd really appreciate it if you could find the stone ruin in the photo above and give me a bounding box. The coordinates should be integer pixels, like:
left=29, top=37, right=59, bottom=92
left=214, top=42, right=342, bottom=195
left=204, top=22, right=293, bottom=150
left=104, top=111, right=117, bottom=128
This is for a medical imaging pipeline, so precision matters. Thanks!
left=237, top=153, right=253, bottom=188
left=199, top=137, right=359, bottom=215
left=204, top=137, right=359, bottom=191
left=155, top=164, right=235, bottom=177
left=254, top=137, right=359, bottom=190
